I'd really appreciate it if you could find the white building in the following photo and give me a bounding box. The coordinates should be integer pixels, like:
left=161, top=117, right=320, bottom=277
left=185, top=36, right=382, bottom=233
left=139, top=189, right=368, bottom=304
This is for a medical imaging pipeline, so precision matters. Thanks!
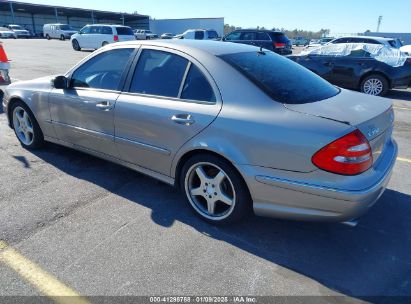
left=150, top=17, right=224, bottom=37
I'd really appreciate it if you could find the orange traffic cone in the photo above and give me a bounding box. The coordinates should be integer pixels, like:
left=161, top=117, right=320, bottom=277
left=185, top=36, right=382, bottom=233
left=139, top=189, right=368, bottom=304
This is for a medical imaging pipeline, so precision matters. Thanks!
left=0, top=42, right=11, bottom=85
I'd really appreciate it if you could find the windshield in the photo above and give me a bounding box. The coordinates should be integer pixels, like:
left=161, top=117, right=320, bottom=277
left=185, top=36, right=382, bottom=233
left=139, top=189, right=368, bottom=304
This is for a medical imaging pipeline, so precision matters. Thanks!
left=219, top=51, right=339, bottom=104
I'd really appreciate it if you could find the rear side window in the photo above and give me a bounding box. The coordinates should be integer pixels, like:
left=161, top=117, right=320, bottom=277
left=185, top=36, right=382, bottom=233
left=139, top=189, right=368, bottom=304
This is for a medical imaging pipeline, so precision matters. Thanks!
left=101, top=26, right=113, bottom=35
left=241, top=32, right=256, bottom=40
left=116, top=27, right=134, bottom=36
left=256, top=32, right=270, bottom=41
left=269, top=32, right=288, bottom=43
left=195, top=31, right=205, bottom=40
left=71, top=48, right=134, bottom=90
left=130, top=49, right=188, bottom=98
left=219, top=51, right=339, bottom=104
left=181, top=65, right=216, bottom=102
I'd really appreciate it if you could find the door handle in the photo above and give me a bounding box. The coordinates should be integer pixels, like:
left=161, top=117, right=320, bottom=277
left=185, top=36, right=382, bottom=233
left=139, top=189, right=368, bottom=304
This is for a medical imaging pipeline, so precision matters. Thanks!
left=171, top=114, right=195, bottom=126
left=96, top=101, right=114, bottom=111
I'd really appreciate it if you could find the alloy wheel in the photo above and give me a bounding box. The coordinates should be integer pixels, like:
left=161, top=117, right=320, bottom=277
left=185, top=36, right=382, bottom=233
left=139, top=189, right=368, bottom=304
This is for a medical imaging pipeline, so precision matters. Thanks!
left=13, top=106, right=34, bottom=146
left=185, top=162, right=236, bottom=220
left=363, top=78, right=384, bottom=96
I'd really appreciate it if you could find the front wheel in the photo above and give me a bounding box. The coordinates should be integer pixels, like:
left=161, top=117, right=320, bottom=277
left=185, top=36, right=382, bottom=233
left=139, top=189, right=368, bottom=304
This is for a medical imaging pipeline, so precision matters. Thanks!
left=72, top=39, right=80, bottom=51
left=180, top=154, right=252, bottom=224
left=46, top=34, right=50, bottom=40
left=11, top=101, right=44, bottom=149
left=360, top=74, right=389, bottom=96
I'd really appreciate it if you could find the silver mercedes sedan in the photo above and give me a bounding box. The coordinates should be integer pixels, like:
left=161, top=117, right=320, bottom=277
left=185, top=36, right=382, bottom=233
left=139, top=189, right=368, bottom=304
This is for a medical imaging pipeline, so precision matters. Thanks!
left=2, top=40, right=397, bottom=224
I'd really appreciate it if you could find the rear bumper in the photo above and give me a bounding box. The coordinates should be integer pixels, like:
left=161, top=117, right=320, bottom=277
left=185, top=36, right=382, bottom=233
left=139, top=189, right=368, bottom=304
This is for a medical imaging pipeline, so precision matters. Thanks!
left=240, top=139, right=398, bottom=222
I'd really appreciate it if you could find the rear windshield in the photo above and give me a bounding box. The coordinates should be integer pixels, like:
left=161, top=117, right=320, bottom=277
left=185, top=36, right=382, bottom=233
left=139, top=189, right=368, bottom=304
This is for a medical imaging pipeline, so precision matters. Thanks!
left=269, top=32, right=288, bottom=43
left=207, top=30, right=219, bottom=39
left=219, top=51, right=339, bottom=104
left=116, top=27, right=134, bottom=36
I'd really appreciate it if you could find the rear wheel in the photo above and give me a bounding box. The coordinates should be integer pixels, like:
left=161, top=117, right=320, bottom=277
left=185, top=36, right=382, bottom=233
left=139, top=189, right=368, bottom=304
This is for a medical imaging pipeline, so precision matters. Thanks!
left=46, top=34, right=50, bottom=40
left=360, top=74, right=389, bottom=96
left=11, top=101, right=44, bottom=149
left=102, top=41, right=109, bottom=47
left=180, top=154, right=252, bottom=224
left=72, top=39, right=80, bottom=51
left=60, top=34, right=65, bottom=41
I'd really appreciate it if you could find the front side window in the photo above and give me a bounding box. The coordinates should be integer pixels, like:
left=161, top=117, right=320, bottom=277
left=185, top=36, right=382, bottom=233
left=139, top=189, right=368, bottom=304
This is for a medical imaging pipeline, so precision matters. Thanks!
left=71, top=48, right=134, bottom=91
left=181, top=65, right=216, bottom=102
left=225, top=31, right=241, bottom=41
left=90, top=26, right=101, bottom=34
left=130, top=49, right=188, bottom=98
left=79, top=26, right=91, bottom=34
left=219, top=51, right=339, bottom=104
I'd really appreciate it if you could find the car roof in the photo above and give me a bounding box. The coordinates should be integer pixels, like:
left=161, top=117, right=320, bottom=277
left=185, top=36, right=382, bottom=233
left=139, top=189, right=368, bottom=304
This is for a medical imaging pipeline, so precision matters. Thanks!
left=233, top=29, right=284, bottom=34
left=110, top=39, right=259, bottom=56
left=335, top=36, right=394, bottom=42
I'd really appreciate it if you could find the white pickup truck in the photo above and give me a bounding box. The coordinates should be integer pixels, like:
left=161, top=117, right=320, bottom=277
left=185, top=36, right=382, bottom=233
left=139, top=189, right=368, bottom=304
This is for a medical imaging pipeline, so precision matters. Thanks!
left=134, top=29, right=158, bottom=40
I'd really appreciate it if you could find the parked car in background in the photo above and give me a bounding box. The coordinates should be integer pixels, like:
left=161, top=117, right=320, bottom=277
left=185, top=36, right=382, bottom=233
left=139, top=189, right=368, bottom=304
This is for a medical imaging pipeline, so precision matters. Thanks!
left=43, top=24, right=77, bottom=41
left=71, top=25, right=135, bottom=51
left=3, top=40, right=397, bottom=224
left=305, top=37, right=335, bottom=50
left=222, top=29, right=292, bottom=55
left=292, top=37, right=309, bottom=46
left=330, top=36, right=403, bottom=48
left=0, top=27, right=16, bottom=39
left=7, top=24, right=30, bottom=38
left=289, top=43, right=411, bottom=96
left=134, top=29, right=158, bottom=40
left=174, top=29, right=219, bottom=40
left=161, top=33, right=175, bottom=39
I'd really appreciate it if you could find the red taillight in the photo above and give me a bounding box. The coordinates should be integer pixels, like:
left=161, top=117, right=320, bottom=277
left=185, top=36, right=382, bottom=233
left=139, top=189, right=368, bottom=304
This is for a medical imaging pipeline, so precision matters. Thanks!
left=114, top=35, right=119, bottom=42
left=312, top=129, right=373, bottom=175
left=407, top=58, right=411, bottom=63
left=274, top=42, right=286, bottom=48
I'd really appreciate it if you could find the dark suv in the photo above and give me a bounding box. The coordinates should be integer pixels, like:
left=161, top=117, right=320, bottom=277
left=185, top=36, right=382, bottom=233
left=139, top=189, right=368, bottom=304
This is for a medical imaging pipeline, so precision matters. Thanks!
left=222, top=30, right=292, bottom=55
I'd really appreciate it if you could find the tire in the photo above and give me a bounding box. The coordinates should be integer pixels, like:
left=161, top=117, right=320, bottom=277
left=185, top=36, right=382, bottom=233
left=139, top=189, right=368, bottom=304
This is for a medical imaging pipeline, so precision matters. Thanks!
left=360, top=74, right=389, bottom=96
left=46, top=34, right=50, bottom=40
left=180, top=154, right=252, bottom=224
left=102, top=41, right=109, bottom=47
left=60, top=35, right=65, bottom=41
left=72, top=39, right=80, bottom=51
left=10, top=101, right=44, bottom=150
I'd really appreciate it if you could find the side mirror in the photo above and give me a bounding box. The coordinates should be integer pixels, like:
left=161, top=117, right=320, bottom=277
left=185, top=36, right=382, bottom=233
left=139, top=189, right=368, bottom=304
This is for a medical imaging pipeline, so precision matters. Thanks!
left=53, top=76, right=68, bottom=89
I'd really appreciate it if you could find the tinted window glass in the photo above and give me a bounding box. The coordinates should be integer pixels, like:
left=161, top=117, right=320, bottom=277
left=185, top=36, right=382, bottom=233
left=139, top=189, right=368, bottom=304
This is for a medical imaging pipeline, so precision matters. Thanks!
left=195, top=31, right=205, bottom=40
left=269, top=32, right=288, bottom=43
left=71, top=48, right=134, bottom=90
left=207, top=30, right=218, bottom=39
left=130, top=50, right=188, bottom=97
left=219, top=52, right=339, bottom=104
left=241, top=32, right=256, bottom=40
left=79, top=26, right=90, bottom=34
left=90, top=26, right=100, bottom=34
left=101, top=26, right=113, bottom=35
left=256, top=32, right=270, bottom=41
left=116, top=27, right=133, bottom=36
left=333, top=38, right=350, bottom=44
left=225, top=32, right=241, bottom=41
left=181, top=65, right=216, bottom=102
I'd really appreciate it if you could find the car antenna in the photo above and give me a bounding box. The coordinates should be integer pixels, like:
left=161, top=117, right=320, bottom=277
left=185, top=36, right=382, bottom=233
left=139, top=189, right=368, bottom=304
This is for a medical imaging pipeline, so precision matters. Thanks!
left=258, top=46, right=266, bottom=55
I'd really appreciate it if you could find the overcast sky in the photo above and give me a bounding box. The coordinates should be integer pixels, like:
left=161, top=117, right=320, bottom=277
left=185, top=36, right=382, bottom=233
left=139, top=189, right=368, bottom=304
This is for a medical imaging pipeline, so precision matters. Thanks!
left=23, top=0, right=411, bottom=34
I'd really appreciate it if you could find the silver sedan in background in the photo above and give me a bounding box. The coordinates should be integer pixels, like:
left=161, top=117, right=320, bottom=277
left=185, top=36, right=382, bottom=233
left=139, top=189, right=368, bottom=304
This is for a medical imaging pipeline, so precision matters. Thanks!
left=2, top=40, right=397, bottom=224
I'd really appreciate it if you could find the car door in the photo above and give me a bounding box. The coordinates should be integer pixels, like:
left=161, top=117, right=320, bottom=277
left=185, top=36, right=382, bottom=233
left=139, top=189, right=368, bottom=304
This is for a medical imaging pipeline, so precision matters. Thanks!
left=89, top=25, right=102, bottom=48
left=48, top=47, right=136, bottom=157
left=77, top=26, right=91, bottom=48
left=114, top=46, right=222, bottom=176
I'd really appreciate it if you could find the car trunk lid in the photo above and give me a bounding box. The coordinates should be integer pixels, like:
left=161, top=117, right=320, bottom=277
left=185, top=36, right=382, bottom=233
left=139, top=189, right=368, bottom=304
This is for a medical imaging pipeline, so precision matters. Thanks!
left=285, top=89, right=395, bottom=164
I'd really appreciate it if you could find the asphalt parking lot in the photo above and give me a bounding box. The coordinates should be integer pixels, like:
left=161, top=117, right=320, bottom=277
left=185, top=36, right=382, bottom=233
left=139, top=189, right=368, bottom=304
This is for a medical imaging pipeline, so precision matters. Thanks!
left=0, top=39, right=411, bottom=302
